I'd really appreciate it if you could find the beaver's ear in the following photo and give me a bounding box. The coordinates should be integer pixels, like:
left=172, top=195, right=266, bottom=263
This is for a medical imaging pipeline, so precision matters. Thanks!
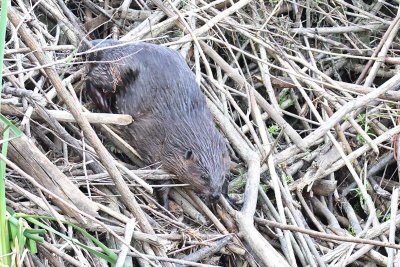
left=184, top=149, right=194, bottom=161
left=115, top=67, right=138, bottom=91
left=123, top=68, right=138, bottom=85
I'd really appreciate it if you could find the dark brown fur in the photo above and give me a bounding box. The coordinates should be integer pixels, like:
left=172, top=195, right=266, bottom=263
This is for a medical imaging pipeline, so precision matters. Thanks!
left=84, top=40, right=230, bottom=201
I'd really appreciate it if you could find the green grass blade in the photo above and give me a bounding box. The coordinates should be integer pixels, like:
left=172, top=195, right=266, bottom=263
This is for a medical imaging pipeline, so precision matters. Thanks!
left=0, top=114, right=23, bottom=138
left=0, top=0, right=8, bottom=96
left=0, top=1, right=17, bottom=266
left=0, top=127, right=10, bottom=267
left=7, top=210, right=43, bottom=258
left=18, top=215, right=119, bottom=264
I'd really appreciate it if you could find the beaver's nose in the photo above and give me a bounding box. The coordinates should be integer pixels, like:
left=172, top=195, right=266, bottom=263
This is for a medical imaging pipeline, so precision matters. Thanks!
left=209, top=192, right=221, bottom=202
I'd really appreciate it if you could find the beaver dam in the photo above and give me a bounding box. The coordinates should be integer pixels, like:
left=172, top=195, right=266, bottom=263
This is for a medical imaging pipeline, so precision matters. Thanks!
left=1, top=0, right=400, bottom=266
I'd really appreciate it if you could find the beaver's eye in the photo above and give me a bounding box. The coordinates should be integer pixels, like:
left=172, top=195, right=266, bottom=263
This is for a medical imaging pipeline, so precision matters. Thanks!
left=200, top=174, right=208, bottom=181
left=184, top=149, right=193, bottom=160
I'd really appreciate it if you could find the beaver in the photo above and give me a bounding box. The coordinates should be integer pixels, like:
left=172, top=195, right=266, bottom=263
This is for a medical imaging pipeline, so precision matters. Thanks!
left=83, top=39, right=230, bottom=203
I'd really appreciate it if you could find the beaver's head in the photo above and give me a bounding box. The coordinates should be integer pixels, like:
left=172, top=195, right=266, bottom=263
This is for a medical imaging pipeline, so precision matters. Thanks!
left=162, top=112, right=230, bottom=202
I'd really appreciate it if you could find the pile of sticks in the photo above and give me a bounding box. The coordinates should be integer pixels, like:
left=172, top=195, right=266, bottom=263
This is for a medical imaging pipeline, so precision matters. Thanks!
left=3, top=0, right=400, bottom=266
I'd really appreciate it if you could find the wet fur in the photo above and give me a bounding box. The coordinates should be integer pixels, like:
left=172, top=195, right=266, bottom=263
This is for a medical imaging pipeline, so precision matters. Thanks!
left=84, top=40, right=230, bottom=200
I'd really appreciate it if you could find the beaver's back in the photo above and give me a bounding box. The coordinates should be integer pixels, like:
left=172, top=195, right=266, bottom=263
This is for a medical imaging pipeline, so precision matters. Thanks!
left=86, top=40, right=207, bottom=119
